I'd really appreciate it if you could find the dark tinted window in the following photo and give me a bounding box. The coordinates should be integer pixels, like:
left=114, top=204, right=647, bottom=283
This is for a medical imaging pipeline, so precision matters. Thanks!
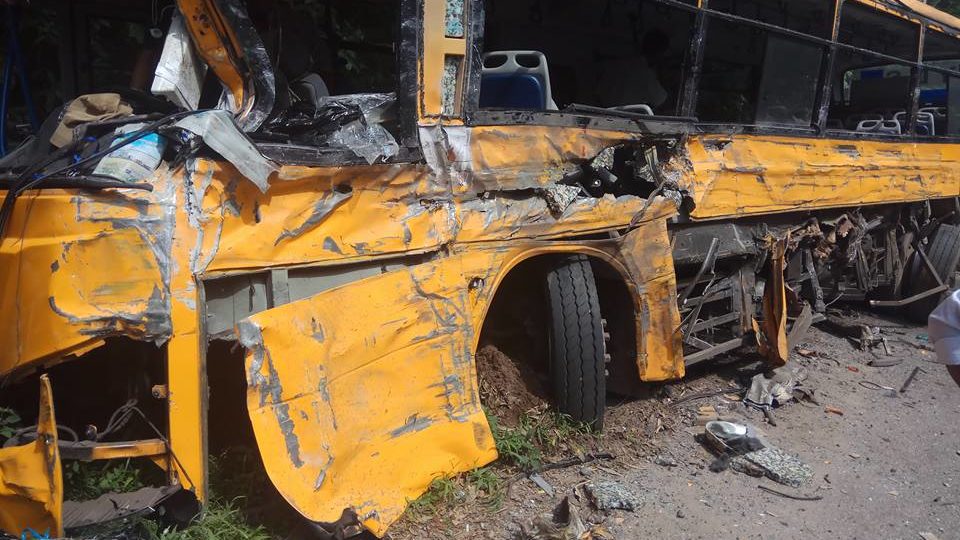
left=697, top=18, right=824, bottom=126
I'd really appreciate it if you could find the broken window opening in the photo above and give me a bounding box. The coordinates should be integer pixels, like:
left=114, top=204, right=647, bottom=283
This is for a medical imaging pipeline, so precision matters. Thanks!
left=477, top=0, right=696, bottom=117
left=696, top=16, right=825, bottom=127
left=243, top=0, right=408, bottom=164
left=827, top=52, right=915, bottom=134
left=837, top=2, right=919, bottom=64
left=824, top=3, right=921, bottom=135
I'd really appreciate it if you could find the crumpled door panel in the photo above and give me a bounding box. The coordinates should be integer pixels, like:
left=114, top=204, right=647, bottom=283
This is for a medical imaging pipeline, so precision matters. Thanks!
left=237, top=255, right=496, bottom=536
left=0, top=375, right=63, bottom=538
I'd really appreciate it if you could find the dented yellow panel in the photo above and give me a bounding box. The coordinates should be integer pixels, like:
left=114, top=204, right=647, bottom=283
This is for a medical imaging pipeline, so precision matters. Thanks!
left=0, top=187, right=170, bottom=374
left=684, top=135, right=960, bottom=220
left=238, top=255, right=497, bottom=535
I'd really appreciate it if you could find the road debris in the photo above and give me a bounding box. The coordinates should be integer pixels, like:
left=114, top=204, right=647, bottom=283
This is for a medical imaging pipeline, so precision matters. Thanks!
left=900, top=367, right=923, bottom=394
left=744, top=366, right=810, bottom=412
left=757, top=484, right=823, bottom=501
left=695, top=405, right=719, bottom=425
left=867, top=358, right=903, bottom=368
left=519, top=497, right=612, bottom=540
left=702, top=421, right=813, bottom=487
left=528, top=473, right=555, bottom=497
left=585, top=480, right=639, bottom=512
left=825, top=406, right=844, bottom=416
left=654, top=455, right=679, bottom=468
left=858, top=381, right=898, bottom=397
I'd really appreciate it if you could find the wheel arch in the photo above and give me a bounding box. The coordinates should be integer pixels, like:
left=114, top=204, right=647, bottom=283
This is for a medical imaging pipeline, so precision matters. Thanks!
left=471, top=244, right=645, bottom=394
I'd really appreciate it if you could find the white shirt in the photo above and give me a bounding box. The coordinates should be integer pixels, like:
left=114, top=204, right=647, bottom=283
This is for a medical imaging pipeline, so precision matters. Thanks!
left=929, top=289, right=960, bottom=365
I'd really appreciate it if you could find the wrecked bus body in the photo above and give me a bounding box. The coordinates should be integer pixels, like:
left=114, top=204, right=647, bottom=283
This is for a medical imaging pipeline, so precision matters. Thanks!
left=2, top=0, right=960, bottom=535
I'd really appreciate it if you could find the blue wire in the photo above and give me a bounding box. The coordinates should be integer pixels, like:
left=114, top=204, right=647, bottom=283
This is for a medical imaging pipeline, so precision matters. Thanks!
left=19, top=528, right=50, bottom=540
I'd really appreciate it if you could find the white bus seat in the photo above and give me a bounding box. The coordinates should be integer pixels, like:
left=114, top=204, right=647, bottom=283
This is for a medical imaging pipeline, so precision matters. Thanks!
left=856, top=118, right=901, bottom=134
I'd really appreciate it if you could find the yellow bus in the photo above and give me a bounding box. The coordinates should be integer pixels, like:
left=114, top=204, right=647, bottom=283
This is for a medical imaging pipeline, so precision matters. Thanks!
left=2, top=0, right=960, bottom=536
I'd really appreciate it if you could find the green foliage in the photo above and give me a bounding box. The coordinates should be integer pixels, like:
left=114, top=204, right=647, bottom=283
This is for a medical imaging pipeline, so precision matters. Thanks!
left=63, top=459, right=146, bottom=501
left=466, top=466, right=505, bottom=510
left=405, top=466, right=506, bottom=521
left=407, top=477, right=464, bottom=516
left=487, top=409, right=593, bottom=473
left=488, top=413, right=543, bottom=472
left=0, top=407, right=21, bottom=440
left=138, top=499, right=271, bottom=540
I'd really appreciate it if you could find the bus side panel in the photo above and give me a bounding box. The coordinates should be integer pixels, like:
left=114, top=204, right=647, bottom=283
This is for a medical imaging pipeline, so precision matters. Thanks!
left=685, top=135, right=960, bottom=220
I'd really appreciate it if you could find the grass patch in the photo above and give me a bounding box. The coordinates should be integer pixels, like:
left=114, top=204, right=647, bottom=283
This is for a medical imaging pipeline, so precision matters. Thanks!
left=402, top=410, right=591, bottom=523
left=139, top=499, right=270, bottom=540
left=488, top=408, right=593, bottom=472
left=405, top=466, right=506, bottom=521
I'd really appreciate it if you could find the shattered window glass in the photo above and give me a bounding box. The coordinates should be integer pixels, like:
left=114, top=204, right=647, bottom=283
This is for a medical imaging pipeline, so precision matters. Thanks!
left=442, top=56, right=462, bottom=115
left=445, top=0, right=466, bottom=38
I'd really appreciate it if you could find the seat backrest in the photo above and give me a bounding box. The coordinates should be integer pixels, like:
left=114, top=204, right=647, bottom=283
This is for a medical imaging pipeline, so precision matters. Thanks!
left=920, top=107, right=947, bottom=135
left=480, top=51, right=559, bottom=111
left=892, top=111, right=936, bottom=135
left=856, top=118, right=901, bottom=134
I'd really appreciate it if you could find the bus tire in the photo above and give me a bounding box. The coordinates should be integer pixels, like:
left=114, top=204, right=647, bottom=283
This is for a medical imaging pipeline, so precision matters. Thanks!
left=545, top=255, right=606, bottom=430
left=907, top=223, right=960, bottom=322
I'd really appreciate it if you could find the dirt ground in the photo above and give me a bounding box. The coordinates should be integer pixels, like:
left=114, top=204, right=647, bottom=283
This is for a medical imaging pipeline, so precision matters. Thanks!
left=391, top=309, right=960, bottom=540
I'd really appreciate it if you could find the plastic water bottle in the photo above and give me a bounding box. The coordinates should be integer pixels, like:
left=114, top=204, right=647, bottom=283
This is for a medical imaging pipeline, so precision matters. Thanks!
left=93, top=123, right=166, bottom=182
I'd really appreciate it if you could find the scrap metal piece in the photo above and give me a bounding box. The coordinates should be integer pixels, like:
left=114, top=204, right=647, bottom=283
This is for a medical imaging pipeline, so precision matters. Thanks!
left=757, top=236, right=790, bottom=367
left=0, top=375, right=63, bottom=538
left=176, top=0, right=275, bottom=131
left=541, top=184, right=581, bottom=215
left=62, top=486, right=181, bottom=530
left=175, top=110, right=278, bottom=191
left=151, top=13, right=208, bottom=110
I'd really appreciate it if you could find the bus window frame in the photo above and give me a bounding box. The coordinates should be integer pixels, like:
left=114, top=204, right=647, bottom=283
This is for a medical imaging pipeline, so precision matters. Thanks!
left=461, top=0, right=960, bottom=142
left=255, top=0, right=424, bottom=167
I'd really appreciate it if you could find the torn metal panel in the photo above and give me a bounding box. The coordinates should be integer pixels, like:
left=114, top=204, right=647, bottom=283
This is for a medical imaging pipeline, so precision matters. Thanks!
left=456, top=193, right=650, bottom=243
left=236, top=255, right=496, bottom=536
left=467, top=125, right=641, bottom=192
left=187, top=161, right=457, bottom=273
left=175, top=111, right=279, bottom=191
left=176, top=0, right=275, bottom=131
left=756, top=236, right=790, bottom=367
left=683, top=135, right=960, bottom=219
left=0, top=375, right=63, bottom=538
left=62, top=486, right=181, bottom=530
left=607, top=199, right=685, bottom=381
